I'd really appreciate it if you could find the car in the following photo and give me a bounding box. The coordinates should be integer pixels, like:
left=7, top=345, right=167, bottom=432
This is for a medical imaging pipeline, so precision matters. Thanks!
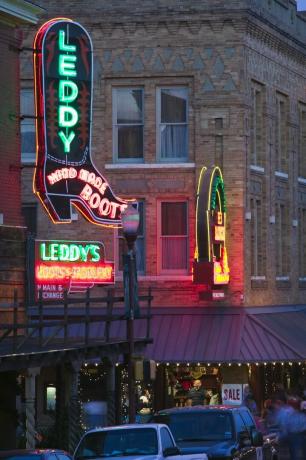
left=0, top=450, right=73, bottom=460
left=74, top=423, right=208, bottom=460
left=150, top=405, right=278, bottom=460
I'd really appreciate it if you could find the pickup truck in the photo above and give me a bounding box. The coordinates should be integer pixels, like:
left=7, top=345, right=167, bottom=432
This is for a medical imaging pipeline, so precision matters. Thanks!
left=151, top=406, right=278, bottom=460
left=74, top=423, right=208, bottom=460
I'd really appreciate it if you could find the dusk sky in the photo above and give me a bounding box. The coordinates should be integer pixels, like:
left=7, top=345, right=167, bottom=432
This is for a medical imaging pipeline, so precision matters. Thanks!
left=297, top=0, right=306, bottom=10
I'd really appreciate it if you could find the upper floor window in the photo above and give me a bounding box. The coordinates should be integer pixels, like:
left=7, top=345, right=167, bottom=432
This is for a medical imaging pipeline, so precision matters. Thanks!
left=250, top=197, right=265, bottom=277
left=250, top=82, right=265, bottom=168
left=118, top=201, right=145, bottom=274
left=20, top=89, right=35, bottom=163
left=298, top=206, right=306, bottom=279
left=298, top=103, right=306, bottom=178
left=159, top=201, right=188, bottom=273
left=157, top=88, right=188, bottom=161
left=275, top=202, right=290, bottom=278
left=113, top=88, right=144, bottom=162
left=275, top=92, right=289, bottom=174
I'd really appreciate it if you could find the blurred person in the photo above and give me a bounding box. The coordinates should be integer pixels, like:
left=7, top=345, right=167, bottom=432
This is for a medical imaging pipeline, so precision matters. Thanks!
left=209, top=388, right=220, bottom=405
left=186, top=379, right=206, bottom=406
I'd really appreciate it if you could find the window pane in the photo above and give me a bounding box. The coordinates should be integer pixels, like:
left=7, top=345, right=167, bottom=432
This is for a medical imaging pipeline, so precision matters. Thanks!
left=162, top=237, right=187, bottom=269
left=21, top=126, right=36, bottom=156
left=160, top=125, right=187, bottom=159
left=116, top=89, right=143, bottom=124
left=161, top=89, right=187, bottom=123
left=118, top=126, right=143, bottom=158
left=162, top=202, right=187, bottom=235
left=119, top=238, right=144, bottom=272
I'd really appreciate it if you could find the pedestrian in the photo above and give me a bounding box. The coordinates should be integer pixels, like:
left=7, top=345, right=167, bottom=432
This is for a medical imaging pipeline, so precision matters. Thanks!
left=186, top=379, right=206, bottom=406
left=209, top=388, right=220, bottom=405
left=242, top=385, right=258, bottom=416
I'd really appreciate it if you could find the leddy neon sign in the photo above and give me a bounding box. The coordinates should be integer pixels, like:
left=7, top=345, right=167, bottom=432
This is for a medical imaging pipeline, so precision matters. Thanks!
left=35, top=240, right=114, bottom=300
left=33, top=18, right=127, bottom=226
left=193, top=166, right=230, bottom=287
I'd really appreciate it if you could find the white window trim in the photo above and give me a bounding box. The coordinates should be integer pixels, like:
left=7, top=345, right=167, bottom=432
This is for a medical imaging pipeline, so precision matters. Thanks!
left=250, top=165, right=265, bottom=174
left=275, top=171, right=288, bottom=179
left=105, top=162, right=195, bottom=169
left=298, top=177, right=306, bottom=185
left=156, top=87, right=189, bottom=162
left=157, top=199, right=189, bottom=275
left=112, top=87, right=144, bottom=163
left=21, top=88, right=36, bottom=164
left=275, top=276, right=290, bottom=281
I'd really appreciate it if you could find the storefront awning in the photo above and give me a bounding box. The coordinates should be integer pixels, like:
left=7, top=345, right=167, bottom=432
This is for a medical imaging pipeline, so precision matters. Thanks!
left=138, top=306, right=306, bottom=363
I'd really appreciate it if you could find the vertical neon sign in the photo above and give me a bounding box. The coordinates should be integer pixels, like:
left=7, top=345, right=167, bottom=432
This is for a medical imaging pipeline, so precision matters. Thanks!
left=33, top=18, right=128, bottom=226
left=193, top=166, right=230, bottom=287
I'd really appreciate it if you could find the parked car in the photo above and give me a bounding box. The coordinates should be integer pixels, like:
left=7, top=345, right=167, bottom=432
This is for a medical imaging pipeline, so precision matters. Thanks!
left=74, top=423, right=208, bottom=460
left=150, top=406, right=278, bottom=460
left=0, top=450, right=72, bottom=460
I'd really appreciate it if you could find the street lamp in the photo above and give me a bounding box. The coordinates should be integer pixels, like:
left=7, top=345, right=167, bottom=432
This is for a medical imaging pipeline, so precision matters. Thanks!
left=121, top=203, right=140, bottom=423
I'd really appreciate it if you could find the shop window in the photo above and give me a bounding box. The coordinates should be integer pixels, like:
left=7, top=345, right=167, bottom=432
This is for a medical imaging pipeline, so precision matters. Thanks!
left=250, top=198, right=265, bottom=277
left=117, top=201, right=145, bottom=274
left=45, top=384, right=56, bottom=412
left=275, top=202, right=290, bottom=278
left=113, top=88, right=144, bottom=162
left=298, top=103, right=306, bottom=178
left=21, top=204, right=37, bottom=237
left=250, top=82, right=265, bottom=168
left=157, top=87, right=188, bottom=161
left=275, top=92, right=289, bottom=174
left=20, top=89, right=36, bottom=164
left=158, top=201, right=188, bottom=273
left=298, top=206, right=306, bottom=279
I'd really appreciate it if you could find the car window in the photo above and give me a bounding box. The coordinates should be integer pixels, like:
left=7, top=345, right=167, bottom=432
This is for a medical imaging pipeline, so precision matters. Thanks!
left=233, top=412, right=250, bottom=437
left=153, top=412, right=233, bottom=442
left=75, top=428, right=158, bottom=458
left=240, top=410, right=256, bottom=433
left=160, top=427, right=175, bottom=449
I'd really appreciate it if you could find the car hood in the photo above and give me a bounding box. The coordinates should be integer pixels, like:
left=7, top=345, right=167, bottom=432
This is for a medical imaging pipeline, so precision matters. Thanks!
left=76, top=456, right=159, bottom=460
left=178, top=440, right=235, bottom=457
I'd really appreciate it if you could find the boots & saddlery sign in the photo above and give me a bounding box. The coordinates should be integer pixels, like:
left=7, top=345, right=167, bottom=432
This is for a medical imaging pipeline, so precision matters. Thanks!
left=33, top=18, right=127, bottom=226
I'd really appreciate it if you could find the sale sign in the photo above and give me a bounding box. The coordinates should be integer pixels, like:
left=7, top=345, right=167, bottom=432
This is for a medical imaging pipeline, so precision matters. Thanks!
left=221, top=384, right=243, bottom=405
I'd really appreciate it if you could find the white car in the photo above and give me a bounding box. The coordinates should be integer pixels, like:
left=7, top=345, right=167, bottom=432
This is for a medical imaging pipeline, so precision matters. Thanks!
left=74, top=423, right=208, bottom=460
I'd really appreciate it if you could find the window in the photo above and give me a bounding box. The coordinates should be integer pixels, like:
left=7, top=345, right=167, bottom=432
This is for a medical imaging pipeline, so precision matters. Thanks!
left=159, top=201, right=188, bottom=272
left=298, top=207, right=306, bottom=279
left=250, top=198, right=265, bottom=277
left=250, top=82, right=265, bottom=168
left=21, top=204, right=37, bottom=236
left=113, top=88, right=144, bottom=161
left=298, top=103, right=306, bottom=178
left=275, top=92, right=289, bottom=173
left=45, top=384, right=56, bottom=412
left=275, top=202, right=290, bottom=278
left=157, top=87, right=188, bottom=161
left=20, top=89, right=36, bottom=163
left=160, top=428, right=175, bottom=450
left=118, top=202, right=145, bottom=273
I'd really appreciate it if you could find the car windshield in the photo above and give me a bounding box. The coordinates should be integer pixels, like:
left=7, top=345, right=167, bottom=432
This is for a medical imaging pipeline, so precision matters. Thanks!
left=75, top=428, right=158, bottom=458
left=152, top=412, right=233, bottom=442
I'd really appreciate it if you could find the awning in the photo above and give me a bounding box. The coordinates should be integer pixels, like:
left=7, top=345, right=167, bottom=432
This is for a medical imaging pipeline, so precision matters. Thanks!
left=139, top=306, right=306, bottom=363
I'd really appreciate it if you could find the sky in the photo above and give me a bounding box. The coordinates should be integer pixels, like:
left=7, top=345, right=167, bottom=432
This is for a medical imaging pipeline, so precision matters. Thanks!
left=297, top=0, right=306, bottom=11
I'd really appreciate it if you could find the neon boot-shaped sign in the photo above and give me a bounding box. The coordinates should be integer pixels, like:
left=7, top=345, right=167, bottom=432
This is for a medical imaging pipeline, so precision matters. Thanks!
left=33, top=18, right=127, bottom=226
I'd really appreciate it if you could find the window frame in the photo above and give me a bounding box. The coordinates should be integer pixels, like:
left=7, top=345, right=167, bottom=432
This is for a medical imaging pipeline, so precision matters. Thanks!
left=156, top=86, right=189, bottom=163
left=20, top=88, right=36, bottom=164
left=157, top=199, right=189, bottom=275
left=112, top=87, right=144, bottom=163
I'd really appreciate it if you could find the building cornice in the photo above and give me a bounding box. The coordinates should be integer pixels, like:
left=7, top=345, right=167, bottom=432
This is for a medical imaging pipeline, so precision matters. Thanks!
left=0, top=0, right=43, bottom=25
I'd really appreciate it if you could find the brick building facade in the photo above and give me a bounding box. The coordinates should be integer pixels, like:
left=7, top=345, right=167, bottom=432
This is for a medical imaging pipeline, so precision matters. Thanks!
left=20, top=0, right=306, bottom=308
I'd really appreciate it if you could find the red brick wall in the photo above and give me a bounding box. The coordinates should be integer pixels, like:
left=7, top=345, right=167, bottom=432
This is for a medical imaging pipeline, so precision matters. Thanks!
left=0, top=24, right=23, bottom=227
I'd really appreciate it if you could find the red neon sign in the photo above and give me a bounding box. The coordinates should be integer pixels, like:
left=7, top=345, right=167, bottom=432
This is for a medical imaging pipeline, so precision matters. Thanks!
left=35, top=240, right=114, bottom=300
left=33, top=18, right=127, bottom=226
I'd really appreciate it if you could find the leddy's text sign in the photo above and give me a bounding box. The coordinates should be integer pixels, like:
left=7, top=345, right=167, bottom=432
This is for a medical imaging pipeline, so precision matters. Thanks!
left=221, top=384, right=243, bottom=405
left=35, top=240, right=114, bottom=300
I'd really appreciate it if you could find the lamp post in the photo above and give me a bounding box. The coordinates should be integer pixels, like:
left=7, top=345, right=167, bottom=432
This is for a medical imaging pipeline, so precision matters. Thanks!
left=121, top=203, right=140, bottom=424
